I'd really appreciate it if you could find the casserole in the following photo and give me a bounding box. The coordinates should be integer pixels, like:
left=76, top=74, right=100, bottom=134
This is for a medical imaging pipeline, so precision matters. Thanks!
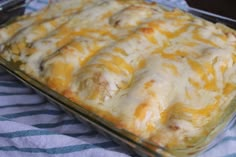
left=0, top=0, right=236, bottom=156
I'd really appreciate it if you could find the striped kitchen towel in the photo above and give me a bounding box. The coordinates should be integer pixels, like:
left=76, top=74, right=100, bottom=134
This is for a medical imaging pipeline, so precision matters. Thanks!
left=0, top=0, right=235, bottom=157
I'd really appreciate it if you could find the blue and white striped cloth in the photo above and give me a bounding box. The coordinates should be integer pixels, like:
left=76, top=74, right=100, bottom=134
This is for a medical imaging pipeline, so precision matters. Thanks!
left=0, top=0, right=235, bottom=157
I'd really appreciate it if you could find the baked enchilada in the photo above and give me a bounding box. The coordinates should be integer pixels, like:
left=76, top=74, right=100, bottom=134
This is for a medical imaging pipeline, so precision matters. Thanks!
left=0, top=0, right=236, bottom=156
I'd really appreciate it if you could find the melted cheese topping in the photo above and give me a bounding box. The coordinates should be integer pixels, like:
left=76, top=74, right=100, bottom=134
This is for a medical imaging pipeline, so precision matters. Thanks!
left=1, top=0, right=236, bottom=155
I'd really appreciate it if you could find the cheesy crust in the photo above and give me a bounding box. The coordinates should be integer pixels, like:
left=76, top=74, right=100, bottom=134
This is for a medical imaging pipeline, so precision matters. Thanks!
left=1, top=0, right=236, bottom=156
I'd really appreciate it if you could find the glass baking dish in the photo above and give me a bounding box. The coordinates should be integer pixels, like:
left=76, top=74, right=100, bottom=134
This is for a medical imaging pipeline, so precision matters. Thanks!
left=0, top=1, right=236, bottom=156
